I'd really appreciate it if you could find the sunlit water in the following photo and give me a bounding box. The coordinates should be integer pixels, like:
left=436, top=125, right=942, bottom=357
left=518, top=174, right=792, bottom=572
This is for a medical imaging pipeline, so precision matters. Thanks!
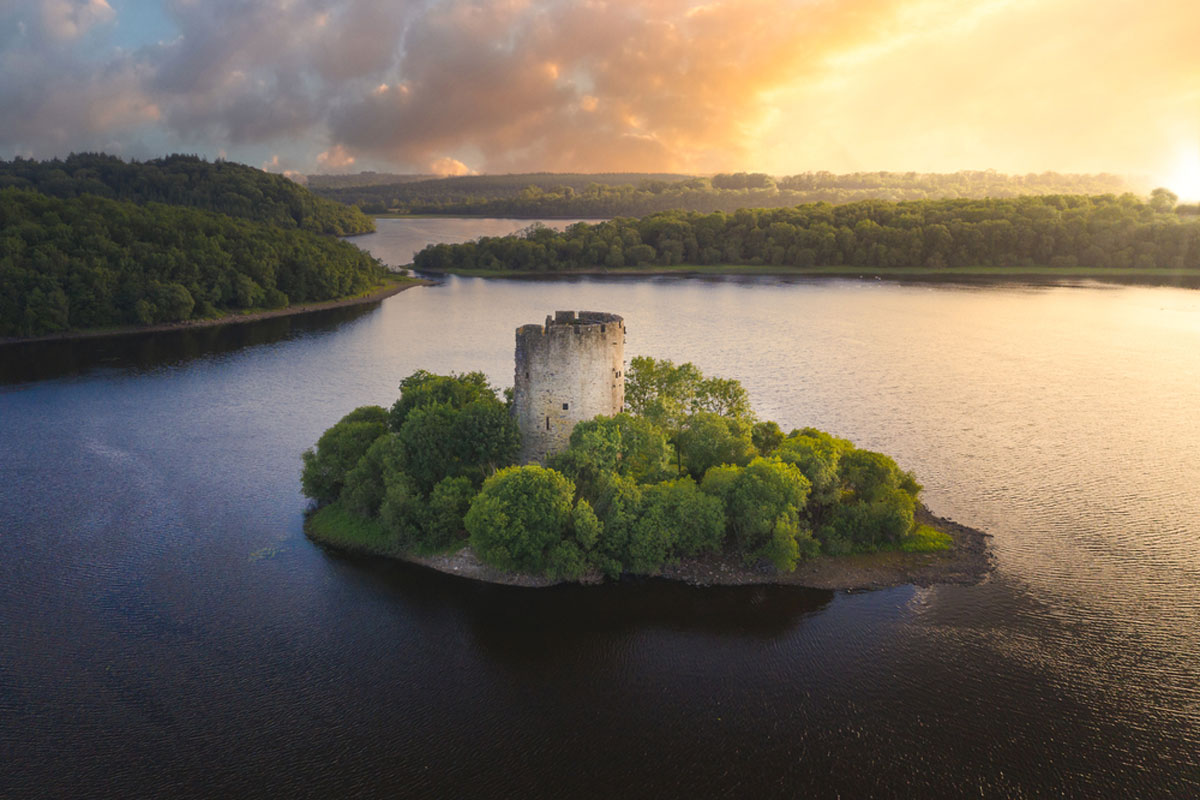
left=1, top=218, right=1198, bottom=797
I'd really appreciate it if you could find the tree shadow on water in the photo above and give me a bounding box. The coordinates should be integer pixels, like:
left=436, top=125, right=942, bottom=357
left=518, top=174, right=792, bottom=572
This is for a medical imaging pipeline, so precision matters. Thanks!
left=0, top=304, right=378, bottom=384
left=325, top=549, right=834, bottom=653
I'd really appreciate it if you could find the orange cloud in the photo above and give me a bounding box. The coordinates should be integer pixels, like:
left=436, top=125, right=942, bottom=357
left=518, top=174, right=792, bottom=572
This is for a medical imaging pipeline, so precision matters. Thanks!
left=330, top=0, right=915, bottom=173
left=316, top=144, right=356, bottom=170
left=5, top=0, right=1199, bottom=184
left=429, top=156, right=475, bottom=176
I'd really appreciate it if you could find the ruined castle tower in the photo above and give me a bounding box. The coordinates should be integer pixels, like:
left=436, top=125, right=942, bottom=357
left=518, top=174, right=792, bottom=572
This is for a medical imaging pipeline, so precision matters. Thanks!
left=513, top=311, right=625, bottom=464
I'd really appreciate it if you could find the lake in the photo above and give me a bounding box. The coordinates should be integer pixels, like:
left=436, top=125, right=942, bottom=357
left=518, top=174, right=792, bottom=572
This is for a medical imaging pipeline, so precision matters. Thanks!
left=1, top=217, right=1197, bottom=797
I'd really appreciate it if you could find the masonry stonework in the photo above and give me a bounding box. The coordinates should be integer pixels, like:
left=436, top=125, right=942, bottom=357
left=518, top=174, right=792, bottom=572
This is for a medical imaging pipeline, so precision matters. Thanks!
left=513, top=311, right=625, bottom=464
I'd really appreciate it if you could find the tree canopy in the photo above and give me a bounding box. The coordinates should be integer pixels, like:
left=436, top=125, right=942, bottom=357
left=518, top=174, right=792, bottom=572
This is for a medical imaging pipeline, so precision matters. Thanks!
left=412, top=194, right=1200, bottom=273
left=0, top=153, right=374, bottom=235
left=302, top=361, right=944, bottom=581
left=0, top=188, right=386, bottom=337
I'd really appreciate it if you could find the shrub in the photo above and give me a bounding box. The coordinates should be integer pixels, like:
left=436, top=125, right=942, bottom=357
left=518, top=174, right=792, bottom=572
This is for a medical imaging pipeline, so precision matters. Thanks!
left=819, top=486, right=916, bottom=549
left=641, top=477, right=726, bottom=558
left=379, top=471, right=427, bottom=548
left=341, top=434, right=404, bottom=517
left=776, top=428, right=851, bottom=511
left=300, top=408, right=389, bottom=505
left=465, top=465, right=576, bottom=575
left=424, top=476, right=476, bottom=550
left=591, top=472, right=644, bottom=577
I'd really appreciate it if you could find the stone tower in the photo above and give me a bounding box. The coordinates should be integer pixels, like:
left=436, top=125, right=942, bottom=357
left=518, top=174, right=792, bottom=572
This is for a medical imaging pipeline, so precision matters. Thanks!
left=513, top=311, right=625, bottom=464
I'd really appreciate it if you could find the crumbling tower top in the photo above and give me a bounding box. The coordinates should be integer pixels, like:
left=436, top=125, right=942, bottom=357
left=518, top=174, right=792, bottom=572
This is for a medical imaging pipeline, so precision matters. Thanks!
left=512, top=311, right=625, bottom=464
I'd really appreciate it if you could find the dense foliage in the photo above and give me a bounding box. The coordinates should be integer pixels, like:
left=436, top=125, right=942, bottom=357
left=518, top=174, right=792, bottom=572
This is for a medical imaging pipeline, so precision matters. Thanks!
left=412, top=193, right=1199, bottom=273
left=303, top=372, right=522, bottom=553
left=0, top=188, right=386, bottom=336
left=0, top=153, right=375, bottom=235
left=302, top=361, right=937, bottom=581
left=315, top=170, right=1130, bottom=217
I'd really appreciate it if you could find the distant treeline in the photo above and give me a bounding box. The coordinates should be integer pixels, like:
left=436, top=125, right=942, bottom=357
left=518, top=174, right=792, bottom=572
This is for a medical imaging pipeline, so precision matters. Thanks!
left=306, top=172, right=433, bottom=190
left=412, top=192, right=1198, bottom=272
left=0, top=188, right=385, bottom=337
left=315, top=171, right=695, bottom=212
left=314, top=170, right=1132, bottom=217
left=0, top=153, right=375, bottom=236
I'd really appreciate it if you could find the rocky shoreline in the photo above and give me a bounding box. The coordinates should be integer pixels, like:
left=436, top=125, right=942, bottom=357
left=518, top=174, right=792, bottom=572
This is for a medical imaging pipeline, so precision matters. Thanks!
left=308, top=503, right=993, bottom=591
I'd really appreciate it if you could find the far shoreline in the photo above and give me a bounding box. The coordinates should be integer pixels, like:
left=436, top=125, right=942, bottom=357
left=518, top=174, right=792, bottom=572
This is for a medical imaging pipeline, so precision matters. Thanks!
left=413, top=263, right=1200, bottom=289
left=0, top=275, right=431, bottom=347
left=304, top=502, right=993, bottom=592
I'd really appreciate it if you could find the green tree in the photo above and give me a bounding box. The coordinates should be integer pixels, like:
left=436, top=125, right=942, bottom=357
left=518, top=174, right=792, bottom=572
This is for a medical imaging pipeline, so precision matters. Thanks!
left=639, top=477, right=725, bottom=558
left=341, top=434, right=405, bottom=516
left=396, top=397, right=519, bottom=492
left=1149, top=187, right=1178, bottom=213
left=776, top=428, right=852, bottom=511
left=704, top=457, right=813, bottom=569
left=751, top=420, right=784, bottom=456
left=465, top=465, right=576, bottom=575
left=551, top=413, right=672, bottom=498
left=300, top=407, right=389, bottom=505
left=388, top=370, right=499, bottom=431
left=591, top=471, right=645, bottom=577
left=379, top=470, right=427, bottom=547
left=424, top=476, right=476, bottom=549
left=821, top=487, right=915, bottom=549
left=676, top=412, right=756, bottom=477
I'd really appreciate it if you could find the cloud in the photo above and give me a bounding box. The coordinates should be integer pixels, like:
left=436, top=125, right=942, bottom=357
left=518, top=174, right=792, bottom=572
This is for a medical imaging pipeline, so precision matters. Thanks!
left=1, top=0, right=1198, bottom=181
left=41, top=0, right=115, bottom=40
left=328, top=0, right=911, bottom=173
left=429, top=156, right=474, bottom=176
left=317, top=144, right=356, bottom=170
left=0, top=49, right=159, bottom=155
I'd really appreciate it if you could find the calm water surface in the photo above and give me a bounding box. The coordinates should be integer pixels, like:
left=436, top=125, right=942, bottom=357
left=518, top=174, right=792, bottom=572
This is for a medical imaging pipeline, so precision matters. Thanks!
left=2, top=218, right=1198, bottom=797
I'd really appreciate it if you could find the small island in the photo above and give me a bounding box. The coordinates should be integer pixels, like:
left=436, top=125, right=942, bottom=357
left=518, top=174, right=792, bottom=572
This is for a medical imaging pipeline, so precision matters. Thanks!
left=302, top=310, right=991, bottom=589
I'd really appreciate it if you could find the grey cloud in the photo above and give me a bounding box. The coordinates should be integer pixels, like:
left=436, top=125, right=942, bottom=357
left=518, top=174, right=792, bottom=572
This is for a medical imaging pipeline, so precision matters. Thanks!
left=0, top=0, right=902, bottom=172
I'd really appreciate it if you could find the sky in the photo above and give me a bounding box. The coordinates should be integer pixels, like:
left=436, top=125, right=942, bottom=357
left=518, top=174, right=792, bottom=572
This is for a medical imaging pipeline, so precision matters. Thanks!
left=2, top=0, right=1198, bottom=195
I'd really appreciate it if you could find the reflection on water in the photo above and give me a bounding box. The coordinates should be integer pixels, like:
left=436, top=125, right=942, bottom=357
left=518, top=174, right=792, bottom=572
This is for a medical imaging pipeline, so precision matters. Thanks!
left=1, top=217, right=1198, bottom=797
left=0, top=304, right=377, bottom=384
left=328, top=550, right=835, bottom=643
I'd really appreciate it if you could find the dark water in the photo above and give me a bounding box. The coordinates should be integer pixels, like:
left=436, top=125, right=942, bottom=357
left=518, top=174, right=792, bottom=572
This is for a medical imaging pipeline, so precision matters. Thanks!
left=2, top=218, right=1198, bottom=798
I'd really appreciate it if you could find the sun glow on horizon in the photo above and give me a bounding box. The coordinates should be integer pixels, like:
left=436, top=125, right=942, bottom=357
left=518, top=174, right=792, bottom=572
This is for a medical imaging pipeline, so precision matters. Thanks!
left=1164, top=147, right=1200, bottom=202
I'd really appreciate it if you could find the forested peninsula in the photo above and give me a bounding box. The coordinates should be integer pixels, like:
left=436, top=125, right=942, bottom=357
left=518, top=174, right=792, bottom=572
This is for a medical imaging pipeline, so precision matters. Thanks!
left=0, top=155, right=402, bottom=339
left=411, top=192, right=1200, bottom=276
left=315, top=170, right=1131, bottom=217
left=302, top=361, right=991, bottom=590
left=0, top=187, right=391, bottom=338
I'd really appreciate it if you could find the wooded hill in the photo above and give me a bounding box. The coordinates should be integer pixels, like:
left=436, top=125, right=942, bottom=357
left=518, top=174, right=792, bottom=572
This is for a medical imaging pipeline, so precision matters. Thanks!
left=314, top=170, right=1132, bottom=217
left=0, top=153, right=375, bottom=236
left=412, top=192, right=1198, bottom=273
left=0, top=188, right=384, bottom=338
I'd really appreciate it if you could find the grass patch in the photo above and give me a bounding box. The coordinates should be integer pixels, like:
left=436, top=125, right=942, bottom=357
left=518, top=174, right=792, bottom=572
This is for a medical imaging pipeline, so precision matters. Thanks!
left=900, top=524, right=954, bottom=553
left=305, top=502, right=402, bottom=557
left=304, top=502, right=467, bottom=560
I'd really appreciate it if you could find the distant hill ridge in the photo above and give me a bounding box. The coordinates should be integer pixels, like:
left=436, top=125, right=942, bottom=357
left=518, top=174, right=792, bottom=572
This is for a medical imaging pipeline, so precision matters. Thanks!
left=0, top=153, right=375, bottom=236
left=311, top=169, right=1134, bottom=217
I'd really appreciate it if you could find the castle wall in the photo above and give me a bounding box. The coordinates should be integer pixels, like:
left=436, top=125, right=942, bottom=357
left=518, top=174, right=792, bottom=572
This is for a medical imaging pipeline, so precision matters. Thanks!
left=513, top=311, right=625, bottom=464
